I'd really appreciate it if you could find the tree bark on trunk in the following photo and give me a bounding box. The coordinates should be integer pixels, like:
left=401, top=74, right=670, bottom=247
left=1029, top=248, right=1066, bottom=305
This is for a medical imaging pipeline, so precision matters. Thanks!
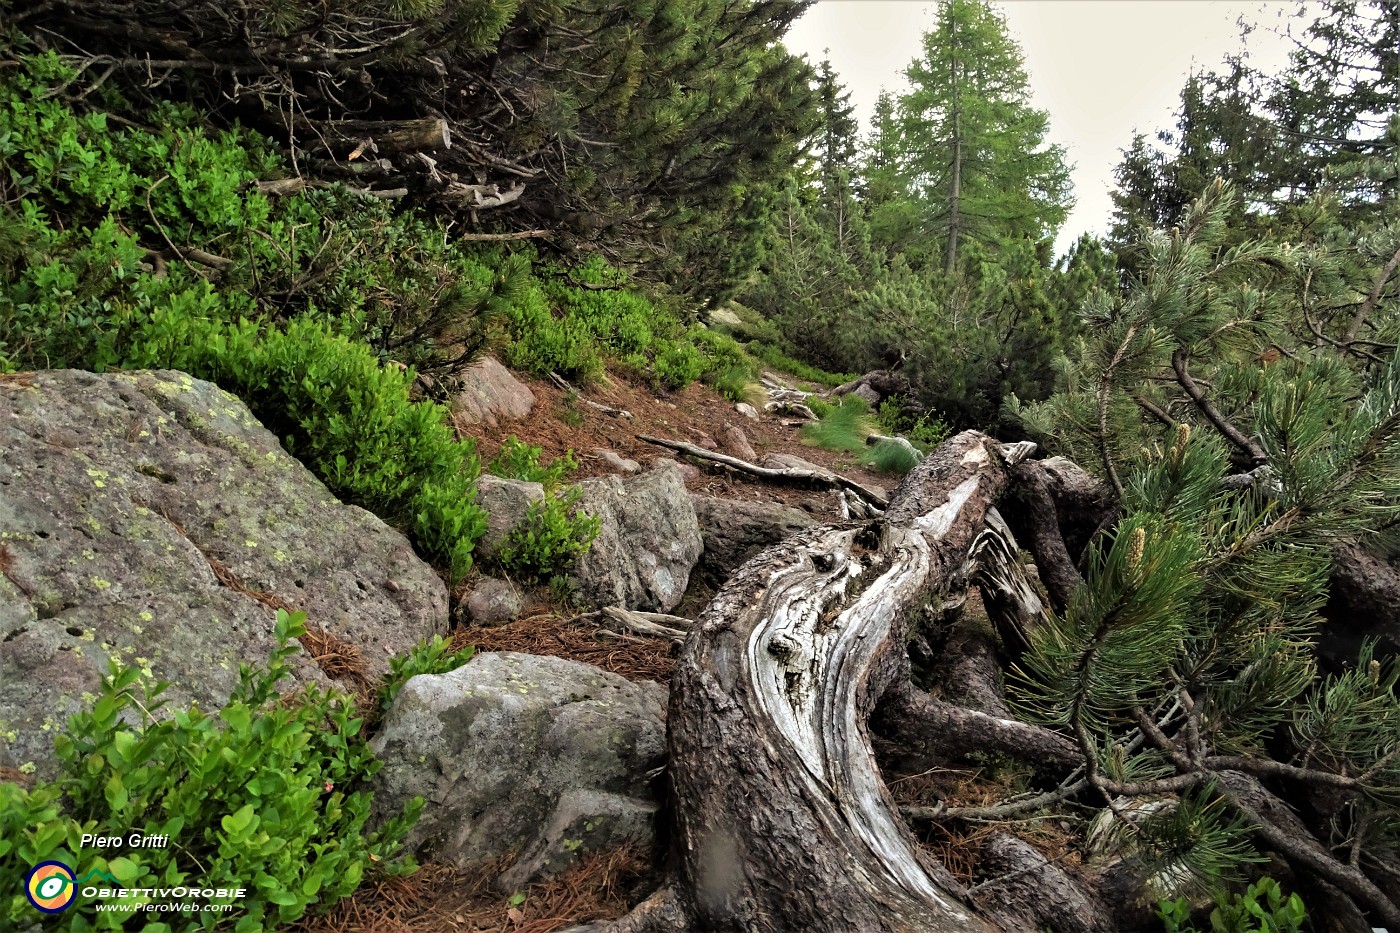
left=595, top=432, right=1037, bottom=932
left=945, top=15, right=962, bottom=277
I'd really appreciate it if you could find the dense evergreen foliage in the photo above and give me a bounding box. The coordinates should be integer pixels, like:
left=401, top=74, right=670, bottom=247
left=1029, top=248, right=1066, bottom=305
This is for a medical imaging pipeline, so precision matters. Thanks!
left=744, top=0, right=1099, bottom=428
left=1001, top=2, right=1400, bottom=908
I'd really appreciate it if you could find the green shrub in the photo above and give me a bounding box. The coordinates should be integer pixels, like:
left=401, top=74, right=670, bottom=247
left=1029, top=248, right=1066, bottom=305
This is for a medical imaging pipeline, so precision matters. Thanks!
left=653, top=339, right=707, bottom=390
left=874, top=399, right=952, bottom=454
left=489, top=436, right=579, bottom=489
left=1158, top=879, right=1307, bottom=933
left=379, top=635, right=476, bottom=714
left=907, top=412, right=953, bottom=452
left=501, top=283, right=604, bottom=382
left=544, top=259, right=660, bottom=359
left=710, top=363, right=761, bottom=404
left=497, top=488, right=602, bottom=583
left=1, top=610, right=420, bottom=931
left=486, top=439, right=600, bottom=581
left=706, top=301, right=782, bottom=344
left=689, top=327, right=762, bottom=401
left=802, top=395, right=875, bottom=454
left=689, top=326, right=749, bottom=375
left=508, top=257, right=748, bottom=393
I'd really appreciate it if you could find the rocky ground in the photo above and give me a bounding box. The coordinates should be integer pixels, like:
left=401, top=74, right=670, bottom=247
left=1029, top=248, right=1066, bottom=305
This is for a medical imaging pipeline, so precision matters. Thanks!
left=1, top=358, right=950, bottom=933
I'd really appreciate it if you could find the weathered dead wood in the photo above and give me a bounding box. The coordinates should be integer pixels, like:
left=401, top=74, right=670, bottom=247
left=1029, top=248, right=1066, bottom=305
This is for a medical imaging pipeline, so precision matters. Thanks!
left=598, top=431, right=1042, bottom=932
left=440, top=180, right=525, bottom=209
left=973, top=833, right=1116, bottom=933
left=571, top=606, right=693, bottom=644
left=1031, top=456, right=1114, bottom=564
left=548, top=372, right=634, bottom=419
left=253, top=176, right=309, bottom=197
left=456, top=229, right=552, bottom=242
left=761, top=375, right=821, bottom=420
left=926, top=627, right=1012, bottom=718
left=302, top=115, right=452, bottom=156
left=830, top=368, right=911, bottom=403
left=637, top=434, right=890, bottom=508
left=971, top=507, right=1049, bottom=659
left=1326, top=543, right=1400, bottom=658
left=838, top=490, right=882, bottom=520
left=874, top=676, right=1080, bottom=769
left=1003, top=460, right=1084, bottom=613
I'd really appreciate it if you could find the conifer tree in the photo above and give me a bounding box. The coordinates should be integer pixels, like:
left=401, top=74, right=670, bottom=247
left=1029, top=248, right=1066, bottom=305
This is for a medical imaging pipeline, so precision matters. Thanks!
left=813, top=58, right=863, bottom=262
left=1009, top=181, right=1400, bottom=923
left=6, top=0, right=822, bottom=300
left=1109, top=0, right=1399, bottom=264
left=894, top=0, right=1071, bottom=274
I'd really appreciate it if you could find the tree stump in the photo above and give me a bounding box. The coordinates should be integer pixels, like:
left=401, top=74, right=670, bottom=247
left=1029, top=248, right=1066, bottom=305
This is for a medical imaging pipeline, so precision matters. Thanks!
left=597, top=431, right=1034, bottom=932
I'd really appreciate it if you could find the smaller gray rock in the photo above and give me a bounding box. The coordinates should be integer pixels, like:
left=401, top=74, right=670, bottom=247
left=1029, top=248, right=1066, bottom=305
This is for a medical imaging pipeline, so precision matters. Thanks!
left=707, top=306, right=744, bottom=330
left=735, top=402, right=761, bottom=420
left=691, top=495, right=817, bottom=584
left=852, top=383, right=882, bottom=406
left=452, top=357, right=535, bottom=429
left=475, top=474, right=545, bottom=561
left=653, top=456, right=700, bottom=484
left=465, top=576, right=523, bottom=626
left=593, top=448, right=641, bottom=475
left=569, top=462, right=703, bottom=612
left=720, top=424, right=758, bottom=463
left=370, top=653, right=667, bottom=884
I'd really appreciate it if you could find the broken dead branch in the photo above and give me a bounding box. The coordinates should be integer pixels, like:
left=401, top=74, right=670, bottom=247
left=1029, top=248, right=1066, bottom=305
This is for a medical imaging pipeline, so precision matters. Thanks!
left=548, top=372, right=633, bottom=419
left=570, top=606, right=693, bottom=645
left=636, top=434, right=890, bottom=508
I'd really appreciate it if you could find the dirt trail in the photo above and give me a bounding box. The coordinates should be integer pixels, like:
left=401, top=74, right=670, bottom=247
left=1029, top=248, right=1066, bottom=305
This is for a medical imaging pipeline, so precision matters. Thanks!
left=453, top=368, right=893, bottom=517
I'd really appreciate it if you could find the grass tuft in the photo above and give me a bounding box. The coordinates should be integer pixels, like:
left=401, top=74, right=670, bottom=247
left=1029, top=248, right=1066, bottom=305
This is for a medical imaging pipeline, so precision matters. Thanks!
left=861, top=439, right=920, bottom=475
left=802, top=395, right=875, bottom=453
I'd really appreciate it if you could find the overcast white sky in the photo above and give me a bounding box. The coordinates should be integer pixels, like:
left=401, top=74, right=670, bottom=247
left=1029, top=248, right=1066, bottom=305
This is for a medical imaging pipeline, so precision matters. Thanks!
left=783, top=1, right=1312, bottom=256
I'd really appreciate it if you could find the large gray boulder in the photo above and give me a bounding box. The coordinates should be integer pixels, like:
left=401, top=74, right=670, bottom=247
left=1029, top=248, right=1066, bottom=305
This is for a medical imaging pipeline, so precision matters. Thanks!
left=370, top=652, right=665, bottom=885
left=451, top=356, right=535, bottom=429
left=690, top=495, right=816, bottom=586
left=0, top=370, right=448, bottom=777
left=568, top=462, right=702, bottom=612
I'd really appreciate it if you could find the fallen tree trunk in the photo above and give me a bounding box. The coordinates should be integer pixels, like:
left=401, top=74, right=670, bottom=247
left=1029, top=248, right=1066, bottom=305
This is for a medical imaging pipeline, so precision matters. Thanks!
left=637, top=434, right=888, bottom=508
left=591, top=431, right=1043, bottom=932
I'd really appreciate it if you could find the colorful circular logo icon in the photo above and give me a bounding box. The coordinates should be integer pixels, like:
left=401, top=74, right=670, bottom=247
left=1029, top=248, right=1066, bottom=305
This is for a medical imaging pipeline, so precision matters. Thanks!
left=26, top=861, right=77, bottom=913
